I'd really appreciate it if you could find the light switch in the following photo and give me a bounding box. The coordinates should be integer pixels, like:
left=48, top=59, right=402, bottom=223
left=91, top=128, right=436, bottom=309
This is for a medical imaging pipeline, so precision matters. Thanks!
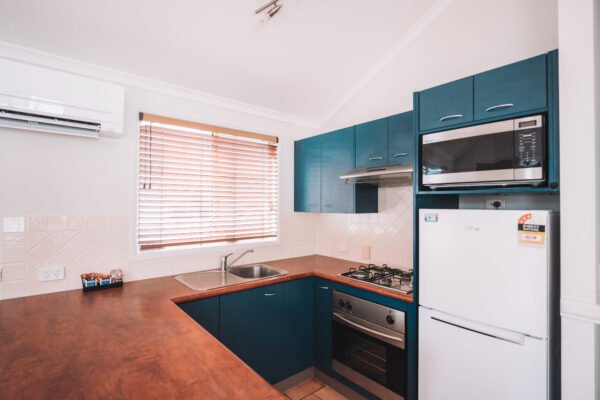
left=362, top=245, right=371, bottom=260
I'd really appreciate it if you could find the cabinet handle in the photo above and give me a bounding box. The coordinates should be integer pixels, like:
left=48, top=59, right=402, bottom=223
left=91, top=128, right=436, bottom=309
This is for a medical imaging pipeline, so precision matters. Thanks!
left=439, top=114, right=463, bottom=122
left=484, top=103, right=514, bottom=112
left=393, top=153, right=408, bottom=157
left=318, top=286, right=329, bottom=290
left=264, top=292, right=278, bottom=296
left=369, top=156, right=383, bottom=161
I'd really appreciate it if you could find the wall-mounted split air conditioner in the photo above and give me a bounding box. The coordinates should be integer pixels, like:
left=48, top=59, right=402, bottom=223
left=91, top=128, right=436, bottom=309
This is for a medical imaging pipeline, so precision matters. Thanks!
left=0, top=59, right=124, bottom=138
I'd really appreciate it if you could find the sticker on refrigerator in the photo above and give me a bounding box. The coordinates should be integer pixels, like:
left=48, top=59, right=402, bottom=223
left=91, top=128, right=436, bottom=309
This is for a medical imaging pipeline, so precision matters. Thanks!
left=424, top=213, right=438, bottom=223
left=517, top=213, right=546, bottom=247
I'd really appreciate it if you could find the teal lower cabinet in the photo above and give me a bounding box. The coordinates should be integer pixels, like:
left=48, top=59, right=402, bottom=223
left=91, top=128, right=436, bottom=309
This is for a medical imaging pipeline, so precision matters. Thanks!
left=282, top=278, right=314, bottom=378
left=220, top=283, right=284, bottom=383
left=314, top=278, right=333, bottom=374
left=178, top=296, right=220, bottom=339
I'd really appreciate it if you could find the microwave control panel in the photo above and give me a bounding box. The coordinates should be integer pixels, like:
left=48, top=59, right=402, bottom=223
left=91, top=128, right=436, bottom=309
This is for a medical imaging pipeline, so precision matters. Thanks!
left=514, top=117, right=545, bottom=169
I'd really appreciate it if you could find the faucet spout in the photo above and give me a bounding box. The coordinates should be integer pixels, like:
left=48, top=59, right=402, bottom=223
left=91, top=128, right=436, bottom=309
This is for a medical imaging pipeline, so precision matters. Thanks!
left=221, top=249, right=254, bottom=272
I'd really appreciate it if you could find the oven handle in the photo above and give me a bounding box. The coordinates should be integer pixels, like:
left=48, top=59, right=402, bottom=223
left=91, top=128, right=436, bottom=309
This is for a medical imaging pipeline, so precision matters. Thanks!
left=333, top=312, right=404, bottom=349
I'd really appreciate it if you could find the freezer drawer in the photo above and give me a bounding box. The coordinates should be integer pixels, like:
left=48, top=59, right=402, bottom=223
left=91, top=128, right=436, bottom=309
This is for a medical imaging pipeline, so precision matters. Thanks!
left=419, top=209, right=556, bottom=339
left=419, top=307, right=548, bottom=400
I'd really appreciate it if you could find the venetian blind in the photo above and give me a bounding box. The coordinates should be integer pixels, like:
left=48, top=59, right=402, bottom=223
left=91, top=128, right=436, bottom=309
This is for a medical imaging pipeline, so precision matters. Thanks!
left=137, top=113, right=279, bottom=250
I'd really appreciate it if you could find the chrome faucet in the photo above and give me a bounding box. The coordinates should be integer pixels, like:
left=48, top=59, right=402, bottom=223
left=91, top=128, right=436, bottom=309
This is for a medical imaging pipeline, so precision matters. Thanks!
left=221, top=249, right=254, bottom=272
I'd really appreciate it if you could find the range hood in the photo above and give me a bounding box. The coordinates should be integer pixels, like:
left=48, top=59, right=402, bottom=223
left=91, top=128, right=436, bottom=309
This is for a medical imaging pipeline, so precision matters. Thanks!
left=340, top=162, right=413, bottom=186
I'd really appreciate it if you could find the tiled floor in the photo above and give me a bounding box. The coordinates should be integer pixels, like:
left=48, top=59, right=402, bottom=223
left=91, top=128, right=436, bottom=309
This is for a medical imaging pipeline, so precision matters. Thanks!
left=283, top=378, right=347, bottom=400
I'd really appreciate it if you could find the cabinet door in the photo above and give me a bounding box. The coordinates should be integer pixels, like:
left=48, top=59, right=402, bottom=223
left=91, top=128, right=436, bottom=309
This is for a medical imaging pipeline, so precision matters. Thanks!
left=474, top=54, right=547, bottom=120
left=282, top=278, right=314, bottom=378
left=314, top=278, right=333, bottom=373
left=220, top=283, right=284, bottom=383
left=294, top=137, right=321, bottom=212
left=178, top=296, right=220, bottom=339
left=356, top=117, right=388, bottom=167
left=321, top=127, right=355, bottom=213
left=387, top=111, right=414, bottom=164
left=419, top=77, right=474, bottom=132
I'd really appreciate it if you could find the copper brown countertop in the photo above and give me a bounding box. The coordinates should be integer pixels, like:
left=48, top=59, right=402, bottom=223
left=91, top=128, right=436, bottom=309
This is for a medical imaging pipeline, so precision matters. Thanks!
left=0, top=255, right=412, bottom=399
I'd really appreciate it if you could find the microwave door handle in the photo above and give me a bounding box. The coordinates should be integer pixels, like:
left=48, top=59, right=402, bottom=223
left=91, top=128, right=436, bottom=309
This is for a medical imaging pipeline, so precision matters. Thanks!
left=333, top=312, right=404, bottom=348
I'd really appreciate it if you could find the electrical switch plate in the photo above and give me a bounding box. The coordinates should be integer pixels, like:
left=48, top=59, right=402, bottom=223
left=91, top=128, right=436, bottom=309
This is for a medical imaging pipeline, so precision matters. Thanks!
left=38, top=266, right=64, bottom=281
left=362, top=245, right=371, bottom=260
left=338, top=243, right=349, bottom=253
left=485, top=198, right=506, bottom=209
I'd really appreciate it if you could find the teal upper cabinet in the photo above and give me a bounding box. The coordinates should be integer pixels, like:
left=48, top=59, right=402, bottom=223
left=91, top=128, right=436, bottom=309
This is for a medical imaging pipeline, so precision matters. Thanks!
left=419, top=76, right=474, bottom=131
left=474, top=54, right=547, bottom=120
left=355, top=117, right=388, bottom=167
left=387, top=112, right=414, bottom=164
left=294, top=137, right=321, bottom=212
left=220, top=283, right=284, bottom=383
left=321, top=127, right=356, bottom=213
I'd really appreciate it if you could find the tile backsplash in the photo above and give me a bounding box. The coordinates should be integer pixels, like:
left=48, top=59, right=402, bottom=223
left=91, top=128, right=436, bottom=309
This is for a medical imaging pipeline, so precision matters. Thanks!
left=315, top=186, right=413, bottom=269
left=1, top=212, right=315, bottom=300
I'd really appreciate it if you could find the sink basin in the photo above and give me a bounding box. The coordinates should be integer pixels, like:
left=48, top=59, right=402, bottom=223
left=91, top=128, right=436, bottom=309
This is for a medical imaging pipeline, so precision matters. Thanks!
left=175, top=264, right=287, bottom=291
left=228, top=264, right=285, bottom=279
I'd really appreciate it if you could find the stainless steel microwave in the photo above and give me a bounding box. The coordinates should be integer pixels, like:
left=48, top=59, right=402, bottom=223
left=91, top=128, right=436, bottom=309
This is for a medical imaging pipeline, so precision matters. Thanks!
left=421, top=115, right=545, bottom=188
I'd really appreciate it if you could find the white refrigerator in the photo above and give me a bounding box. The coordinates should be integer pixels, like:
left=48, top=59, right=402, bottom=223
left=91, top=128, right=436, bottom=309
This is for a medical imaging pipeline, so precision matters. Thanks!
left=418, top=209, right=559, bottom=400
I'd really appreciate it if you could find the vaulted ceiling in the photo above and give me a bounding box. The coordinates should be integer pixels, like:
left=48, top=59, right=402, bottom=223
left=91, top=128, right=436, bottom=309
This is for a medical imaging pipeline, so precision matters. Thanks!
left=0, top=0, right=441, bottom=126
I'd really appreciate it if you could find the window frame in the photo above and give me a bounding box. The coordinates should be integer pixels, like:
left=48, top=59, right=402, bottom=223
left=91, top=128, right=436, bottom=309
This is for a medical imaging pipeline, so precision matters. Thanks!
left=130, top=109, right=281, bottom=260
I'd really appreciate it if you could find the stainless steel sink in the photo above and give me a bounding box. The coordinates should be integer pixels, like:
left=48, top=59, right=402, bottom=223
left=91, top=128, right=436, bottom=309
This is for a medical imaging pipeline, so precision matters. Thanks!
left=175, top=264, right=287, bottom=291
left=228, top=264, right=284, bottom=279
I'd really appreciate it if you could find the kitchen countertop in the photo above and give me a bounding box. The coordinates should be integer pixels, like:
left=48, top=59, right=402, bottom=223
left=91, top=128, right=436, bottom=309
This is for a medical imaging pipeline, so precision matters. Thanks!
left=0, top=255, right=413, bottom=399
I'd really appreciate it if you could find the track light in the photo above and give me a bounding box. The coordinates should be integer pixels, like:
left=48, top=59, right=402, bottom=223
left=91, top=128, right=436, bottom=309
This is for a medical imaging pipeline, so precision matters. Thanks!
left=255, top=0, right=282, bottom=18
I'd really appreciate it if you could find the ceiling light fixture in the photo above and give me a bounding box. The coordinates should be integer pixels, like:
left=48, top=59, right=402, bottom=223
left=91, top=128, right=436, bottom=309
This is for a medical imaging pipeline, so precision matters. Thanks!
left=255, top=0, right=283, bottom=18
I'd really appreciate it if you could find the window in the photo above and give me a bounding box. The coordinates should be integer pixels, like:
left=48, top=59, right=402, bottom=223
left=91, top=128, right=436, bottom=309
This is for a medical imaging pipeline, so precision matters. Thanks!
left=137, top=113, right=279, bottom=251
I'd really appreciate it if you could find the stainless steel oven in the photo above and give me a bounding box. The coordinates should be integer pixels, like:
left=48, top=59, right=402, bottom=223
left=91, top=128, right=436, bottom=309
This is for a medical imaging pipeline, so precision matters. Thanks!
left=331, top=291, right=406, bottom=400
left=421, top=114, right=545, bottom=188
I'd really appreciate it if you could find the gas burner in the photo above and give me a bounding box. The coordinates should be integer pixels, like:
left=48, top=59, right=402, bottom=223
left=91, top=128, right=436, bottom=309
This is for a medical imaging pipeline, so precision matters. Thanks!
left=339, top=264, right=413, bottom=294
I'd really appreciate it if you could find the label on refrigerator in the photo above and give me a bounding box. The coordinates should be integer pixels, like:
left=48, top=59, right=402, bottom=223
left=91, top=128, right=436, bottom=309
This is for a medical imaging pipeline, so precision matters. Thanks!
left=424, top=213, right=438, bottom=223
left=517, top=213, right=546, bottom=247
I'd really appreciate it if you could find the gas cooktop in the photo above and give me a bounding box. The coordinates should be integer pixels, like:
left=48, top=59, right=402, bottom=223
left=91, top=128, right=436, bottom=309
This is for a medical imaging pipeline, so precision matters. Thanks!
left=339, top=264, right=413, bottom=294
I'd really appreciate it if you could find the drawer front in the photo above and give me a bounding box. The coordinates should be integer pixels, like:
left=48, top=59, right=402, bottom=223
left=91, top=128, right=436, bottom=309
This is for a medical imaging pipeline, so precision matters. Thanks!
left=419, top=77, right=474, bottom=132
left=474, top=54, right=547, bottom=120
left=356, top=117, right=388, bottom=167
left=387, top=111, right=414, bottom=164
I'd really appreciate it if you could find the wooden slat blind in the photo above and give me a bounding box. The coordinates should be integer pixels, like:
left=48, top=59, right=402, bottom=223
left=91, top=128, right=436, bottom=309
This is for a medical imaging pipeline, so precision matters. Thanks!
left=137, top=113, right=279, bottom=250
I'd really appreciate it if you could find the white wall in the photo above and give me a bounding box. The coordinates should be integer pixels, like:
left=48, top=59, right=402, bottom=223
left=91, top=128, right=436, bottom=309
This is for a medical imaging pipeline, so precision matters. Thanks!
left=0, top=56, right=317, bottom=299
left=558, top=0, right=600, bottom=398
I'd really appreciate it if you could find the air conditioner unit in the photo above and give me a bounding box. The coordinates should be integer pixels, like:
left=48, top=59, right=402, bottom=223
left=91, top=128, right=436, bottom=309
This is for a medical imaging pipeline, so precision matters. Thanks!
left=0, top=58, right=124, bottom=138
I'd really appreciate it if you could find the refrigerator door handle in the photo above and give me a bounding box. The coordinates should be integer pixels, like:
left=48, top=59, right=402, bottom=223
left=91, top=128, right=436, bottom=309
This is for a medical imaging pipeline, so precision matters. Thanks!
left=429, top=311, right=526, bottom=345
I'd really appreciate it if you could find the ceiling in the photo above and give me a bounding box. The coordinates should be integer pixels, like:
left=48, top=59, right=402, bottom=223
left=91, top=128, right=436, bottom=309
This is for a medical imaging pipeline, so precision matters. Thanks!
left=0, top=0, right=439, bottom=126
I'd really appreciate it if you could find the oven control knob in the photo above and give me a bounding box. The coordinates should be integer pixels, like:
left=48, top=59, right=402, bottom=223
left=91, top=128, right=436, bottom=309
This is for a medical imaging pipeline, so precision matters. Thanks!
left=386, top=315, right=395, bottom=325
left=338, top=299, right=346, bottom=308
left=346, top=302, right=353, bottom=310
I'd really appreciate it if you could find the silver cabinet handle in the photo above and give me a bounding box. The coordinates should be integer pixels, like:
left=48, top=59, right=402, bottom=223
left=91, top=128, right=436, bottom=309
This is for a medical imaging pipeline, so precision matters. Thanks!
left=264, top=292, right=278, bottom=296
left=318, top=286, right=329, bottom=290
left=485, top=103, right=514, bottom=112
left=369, top=156, right=383, bottom=161
left=440, top=114, right=463, bottom=122
left=393, top=153, right=408, bottom=157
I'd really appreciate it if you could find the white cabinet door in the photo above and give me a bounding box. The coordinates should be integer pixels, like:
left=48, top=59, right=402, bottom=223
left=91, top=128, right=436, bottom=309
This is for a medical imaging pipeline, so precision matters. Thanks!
left=419, top=307, right=547, bottom=400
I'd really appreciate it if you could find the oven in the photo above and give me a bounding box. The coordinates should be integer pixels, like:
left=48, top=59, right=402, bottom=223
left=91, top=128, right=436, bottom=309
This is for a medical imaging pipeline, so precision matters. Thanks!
left=331, top=291, right=406, bottom=400
left=421, top=114, right=545, bottom=188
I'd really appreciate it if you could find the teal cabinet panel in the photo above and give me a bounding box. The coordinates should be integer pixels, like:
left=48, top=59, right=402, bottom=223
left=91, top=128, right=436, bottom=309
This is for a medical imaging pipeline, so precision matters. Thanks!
left=321, top=127, right=355, bottom=213
left=419, top=77, right=474, bottom=131
left=294, top=137, right=321, bottom=212
left=220, top=283, right=284, bottom=383
left=178, top=296, right=220, bottom=339
left=387, top=111, right=414, bottom=164
left=282, top=278, right=314, bottom=378
left=474, top=54, right=547, bottom=120
left=314, top=278, right=333, bottom=373
left=356, top=117, right=388, bottom=167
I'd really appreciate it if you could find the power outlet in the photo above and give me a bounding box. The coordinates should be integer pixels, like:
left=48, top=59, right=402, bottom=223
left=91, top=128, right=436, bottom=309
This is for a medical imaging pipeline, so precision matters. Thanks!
left=38, top=266, right=64, bottom=281
left=485, top=198, right=506, bottom=209
left=362, top=245, right=371, bottom=260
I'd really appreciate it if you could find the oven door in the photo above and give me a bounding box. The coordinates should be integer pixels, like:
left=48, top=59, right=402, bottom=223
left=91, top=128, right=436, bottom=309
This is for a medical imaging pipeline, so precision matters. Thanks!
left=332, top=312, right=406, bottom=400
